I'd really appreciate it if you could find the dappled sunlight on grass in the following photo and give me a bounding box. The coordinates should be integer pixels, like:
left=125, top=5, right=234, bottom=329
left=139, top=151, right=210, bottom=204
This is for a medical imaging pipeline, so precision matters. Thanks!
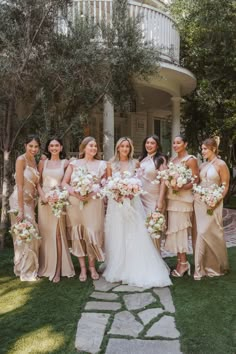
left=9, top=325, right=65, bottom=354
left=0, top=286, right=32, bottom=315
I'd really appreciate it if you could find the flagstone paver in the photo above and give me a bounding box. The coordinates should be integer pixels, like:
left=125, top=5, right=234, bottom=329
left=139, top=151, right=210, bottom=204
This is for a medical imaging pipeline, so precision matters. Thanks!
left=85, top=301, right=121, bottom=311
left=145, top=315, right=180, bottom=339
left=93, top=277, right=119, bottom=291
left=138, top=308, right=164, bottom=325
left=153, top=287, right=175, bottom=313
left=105, top=339, right=182, bottom=354
left=90, top=291, right=119, bottom=301
left=108, top=311, right=143, bottom=337
left=75, top=313, right=110, bottom=353
left=123, top=292, right=156, bottom=311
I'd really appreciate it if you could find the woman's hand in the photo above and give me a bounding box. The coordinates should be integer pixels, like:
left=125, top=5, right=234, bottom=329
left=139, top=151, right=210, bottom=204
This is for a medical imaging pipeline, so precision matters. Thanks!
left=156, top=200, right=164, bottom=212
left=16, top=211, right=24, bottom=223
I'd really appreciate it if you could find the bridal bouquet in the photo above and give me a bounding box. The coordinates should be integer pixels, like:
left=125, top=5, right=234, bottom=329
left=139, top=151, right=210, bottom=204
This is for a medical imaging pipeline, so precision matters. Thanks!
left=11, top=219, right=41, bottom=245
left=193, top=183, right=225, bottom=215
left=154, top=162, right=194, bottom=194
left=71, top=166, right=100, bottom=209
left=145, top=210, right=166, bottom=239
left=98, top=171, right=144, bottom=204
left=44, top=187, right=70, bottom=218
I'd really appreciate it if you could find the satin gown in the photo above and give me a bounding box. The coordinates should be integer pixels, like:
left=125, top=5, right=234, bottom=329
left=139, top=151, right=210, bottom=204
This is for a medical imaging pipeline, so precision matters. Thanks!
left=165, top=155, right=195, bottom=254
left=140, top=155, right=165, bottom=250
left=38, top=159, right=75, bottom=280
left=66, top=159, right=106, bottom=261
left=9, top=156, right=40, bottom=281
left=194, top=162, right=229, bottom=278
left=103, top=160, right=172, bottom=288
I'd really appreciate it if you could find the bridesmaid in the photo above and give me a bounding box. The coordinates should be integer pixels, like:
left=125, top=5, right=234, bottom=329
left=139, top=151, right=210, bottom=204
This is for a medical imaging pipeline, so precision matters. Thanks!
left=9, top=135, right=41, bottom=281
left=62, top=136, right=106, bottom=281
left=165, top=135, right=199, bottom=277
left=139, top=135, right=167, bottom=250
left=194, top=138, right=230, bottom=280
left=38, top=137, right=75, bottom=283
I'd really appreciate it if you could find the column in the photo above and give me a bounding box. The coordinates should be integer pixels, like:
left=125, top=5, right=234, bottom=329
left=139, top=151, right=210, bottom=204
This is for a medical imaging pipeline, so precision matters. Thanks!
left=103, top=95, right=114, bottom=160
left=171, top=96, right=181, bottom=156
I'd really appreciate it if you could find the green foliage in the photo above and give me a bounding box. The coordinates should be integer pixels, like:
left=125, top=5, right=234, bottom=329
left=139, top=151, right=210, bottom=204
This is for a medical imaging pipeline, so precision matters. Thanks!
left=171, top=0, right=236, bottom=164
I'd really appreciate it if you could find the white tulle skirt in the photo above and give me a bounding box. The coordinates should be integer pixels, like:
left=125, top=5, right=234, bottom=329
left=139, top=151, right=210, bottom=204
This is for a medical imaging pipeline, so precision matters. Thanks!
left=103, top=197, right=172, bottom=288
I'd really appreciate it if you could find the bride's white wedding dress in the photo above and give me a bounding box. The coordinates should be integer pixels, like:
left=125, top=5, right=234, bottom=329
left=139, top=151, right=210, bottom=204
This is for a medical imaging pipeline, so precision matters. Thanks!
left=103, top=160, right=172, bottom=288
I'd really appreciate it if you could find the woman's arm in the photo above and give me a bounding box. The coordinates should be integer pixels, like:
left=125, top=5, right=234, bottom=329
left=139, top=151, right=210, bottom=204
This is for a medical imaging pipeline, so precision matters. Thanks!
left=15, top=157, right=25, bottom=222
left=157, top=162, right=167, bottom=211
left=219, top=161, right=230, bottom=198
left=106, top=162, right=112, bottom=178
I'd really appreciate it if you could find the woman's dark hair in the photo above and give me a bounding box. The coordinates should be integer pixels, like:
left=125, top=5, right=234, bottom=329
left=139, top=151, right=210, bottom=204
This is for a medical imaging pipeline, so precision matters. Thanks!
left=24, top=134, right=41, bottom=147
left=44, top=136, right=66, bottom=160
left=175, top=134, right=188, bottom=143
left=139, top=135, right=166, bottom=169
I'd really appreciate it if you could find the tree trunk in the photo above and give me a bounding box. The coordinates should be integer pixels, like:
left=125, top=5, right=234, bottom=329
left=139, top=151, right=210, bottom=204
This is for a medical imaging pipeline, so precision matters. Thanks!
left=0, top=150, right=12, bottom=250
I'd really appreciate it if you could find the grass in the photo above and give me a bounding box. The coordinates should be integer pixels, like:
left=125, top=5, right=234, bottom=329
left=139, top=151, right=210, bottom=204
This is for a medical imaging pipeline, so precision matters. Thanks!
left=0, top=248, right=236, bottom=354
left=169, top=248, right=236, bottom=354
left=0, top=249, right=93, bottom=354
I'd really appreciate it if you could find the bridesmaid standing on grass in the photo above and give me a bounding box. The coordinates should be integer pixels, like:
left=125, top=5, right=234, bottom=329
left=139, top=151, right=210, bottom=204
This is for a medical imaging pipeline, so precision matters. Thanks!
left=62, top=137, right=106, bottom=282
left=194, top=138, right=230, bottom=280
left=38, top=137, right=75, bottom=283
left=165, top=135, right=199, bottom=277
left=139, top=135, right=167, bottom=250
left=9, top=135, right=41, bottom=281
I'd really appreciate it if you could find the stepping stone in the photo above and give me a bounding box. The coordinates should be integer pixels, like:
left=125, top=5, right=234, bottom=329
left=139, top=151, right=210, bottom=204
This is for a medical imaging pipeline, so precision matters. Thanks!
left=85, top=301, right=121, bottom=311
left=90, top=291, right=119, bottom=301
left=105, top=338, right=182, bottom=354
left=138, top=308, right=164, bottom=325
left=123, top=293, right=156, bottom=311
left=108, top=311, right=143, bottom=337
left=93, top=277, right=119, bottom=292
left=145, top=315, right=180, bottom=339
left=75, top=312, right=110, bottom=353
left=153, top=287, right=175, bottom=313
left=112, top=285, right=146, bottom=292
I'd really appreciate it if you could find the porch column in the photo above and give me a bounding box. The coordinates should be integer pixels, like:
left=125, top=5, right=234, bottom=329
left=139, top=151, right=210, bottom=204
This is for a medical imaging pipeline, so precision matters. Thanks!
left=171, top=96, right=181, bottom=156
left=103, top=95, right=114, bottom=160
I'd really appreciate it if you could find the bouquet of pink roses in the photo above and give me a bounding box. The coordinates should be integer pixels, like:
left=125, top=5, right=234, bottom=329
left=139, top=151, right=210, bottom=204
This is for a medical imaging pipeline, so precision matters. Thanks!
left=11, top=219, right=41, bottom=245
left=98, top=171, right=144, bottom=205
left=193, top=183, right=225, bottom=215
left=145, top=209, right=166, bottom=239
left=44, top=187, right=70, bottom=218
left=154, top=162, right=194, bottom=194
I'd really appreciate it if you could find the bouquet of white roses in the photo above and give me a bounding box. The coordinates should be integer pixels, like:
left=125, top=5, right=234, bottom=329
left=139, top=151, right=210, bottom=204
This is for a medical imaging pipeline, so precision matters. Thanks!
left=44, top=187, right=70, bottom=218
left=193, top=183, right=225, bottom=215
left=98, top=171, right=144, bottom=205
left=145, top=210, right=166, bottom=239
left=154, top=162, right=194, bottom=194
left=71, top=166, right=100, bottom=209
left=11, top=219, right=41, bottom=245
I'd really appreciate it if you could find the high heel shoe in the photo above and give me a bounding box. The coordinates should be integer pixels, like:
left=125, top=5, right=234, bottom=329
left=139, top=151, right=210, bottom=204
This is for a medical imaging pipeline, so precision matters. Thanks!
left=172, top=261, right=191, bottom=277
left=89, top=267, right=99, bottom=280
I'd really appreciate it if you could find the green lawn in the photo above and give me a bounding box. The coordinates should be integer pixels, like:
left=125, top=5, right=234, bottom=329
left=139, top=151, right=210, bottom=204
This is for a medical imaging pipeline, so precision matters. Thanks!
left=0, top=248, right=236, bottom=354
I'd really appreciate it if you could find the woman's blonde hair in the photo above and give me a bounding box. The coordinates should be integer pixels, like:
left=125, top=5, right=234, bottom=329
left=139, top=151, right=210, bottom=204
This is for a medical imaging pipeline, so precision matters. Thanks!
left=111, top=137, right=134, bottom=162
left=79, top=136, right=100, bottom=159
left=202, top=137, right=220, bottom=155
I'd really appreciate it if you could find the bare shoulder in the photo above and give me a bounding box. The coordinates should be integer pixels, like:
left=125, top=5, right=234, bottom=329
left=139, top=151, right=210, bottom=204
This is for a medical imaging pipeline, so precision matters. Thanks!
left=17, top=155, right=25, bottom=162
left=64, top=159, right=69, bottom=169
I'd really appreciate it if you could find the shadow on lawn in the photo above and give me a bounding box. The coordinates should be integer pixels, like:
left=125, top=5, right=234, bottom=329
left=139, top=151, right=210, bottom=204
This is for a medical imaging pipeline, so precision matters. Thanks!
left=0, top=250, right=93, bottom=354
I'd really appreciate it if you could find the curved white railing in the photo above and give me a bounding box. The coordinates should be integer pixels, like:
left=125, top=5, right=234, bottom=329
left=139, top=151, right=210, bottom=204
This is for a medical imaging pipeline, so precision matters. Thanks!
left=70, top=0, right=180, bottom=63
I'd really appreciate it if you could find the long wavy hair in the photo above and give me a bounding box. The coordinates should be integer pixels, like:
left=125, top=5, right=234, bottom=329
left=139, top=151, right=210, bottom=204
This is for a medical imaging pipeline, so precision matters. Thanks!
left=44, top=136, right=66, bottom=160
left=79, top=136, right=100, bottom=160
left=111, top=137, right=134, bottom=163
left=139, top=135, right=165, bottom=169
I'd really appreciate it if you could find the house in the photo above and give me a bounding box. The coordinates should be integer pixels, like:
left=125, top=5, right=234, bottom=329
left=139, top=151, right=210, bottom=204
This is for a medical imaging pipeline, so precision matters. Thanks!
left=70, top=0, right=196, bottom=158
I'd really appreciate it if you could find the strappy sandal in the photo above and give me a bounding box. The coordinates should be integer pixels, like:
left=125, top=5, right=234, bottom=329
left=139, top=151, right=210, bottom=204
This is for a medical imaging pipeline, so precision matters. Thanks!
left=89, top=267, right=99, bottom=280
left=79, top=267, right=87, bottom=282
left=172, top=262, right=191, bottom=277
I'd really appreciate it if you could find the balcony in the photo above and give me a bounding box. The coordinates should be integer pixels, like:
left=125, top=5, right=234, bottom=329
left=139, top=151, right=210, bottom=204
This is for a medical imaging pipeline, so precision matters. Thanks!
left=69, top=0, right=180, bottom=63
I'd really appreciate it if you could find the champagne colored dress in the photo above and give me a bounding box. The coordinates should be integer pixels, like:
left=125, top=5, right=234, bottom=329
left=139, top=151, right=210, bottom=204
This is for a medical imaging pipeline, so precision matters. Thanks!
left=38, top=159, right=75, bottom=280
left=9, top=156, right=40, bottom=281
left=165, top=155, right=195, bottom=254
left=194, top=161, right=229, bottom=278
left=103, top=160, right=172, bottom=288
left=140, top=156, right=165, bottom=250
left=67, top=159, right=106, bottom=261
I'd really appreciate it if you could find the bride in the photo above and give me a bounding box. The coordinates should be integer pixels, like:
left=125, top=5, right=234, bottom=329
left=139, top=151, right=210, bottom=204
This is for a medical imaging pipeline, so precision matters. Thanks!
left=103, top=137, right=172, bottom=288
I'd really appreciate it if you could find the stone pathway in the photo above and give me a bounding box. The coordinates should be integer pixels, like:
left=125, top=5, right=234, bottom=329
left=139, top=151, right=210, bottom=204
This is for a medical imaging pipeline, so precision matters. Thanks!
left=75, top=280, right=181, bottom=354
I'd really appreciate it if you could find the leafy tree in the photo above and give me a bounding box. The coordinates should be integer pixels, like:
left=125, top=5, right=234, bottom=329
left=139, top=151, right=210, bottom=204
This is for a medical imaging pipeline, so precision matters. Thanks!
left=0, top=0, right=160, bottom=248
left=170, top=0, right=236, bottom=161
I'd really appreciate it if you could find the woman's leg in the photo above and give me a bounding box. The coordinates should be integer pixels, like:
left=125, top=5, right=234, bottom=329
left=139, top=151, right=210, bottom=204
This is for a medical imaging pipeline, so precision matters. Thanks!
left=78, top=256, right=87, bottom=282
left=53, top=225, right=62, bottom=283
left=88, top=258, right=99, bottom=280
